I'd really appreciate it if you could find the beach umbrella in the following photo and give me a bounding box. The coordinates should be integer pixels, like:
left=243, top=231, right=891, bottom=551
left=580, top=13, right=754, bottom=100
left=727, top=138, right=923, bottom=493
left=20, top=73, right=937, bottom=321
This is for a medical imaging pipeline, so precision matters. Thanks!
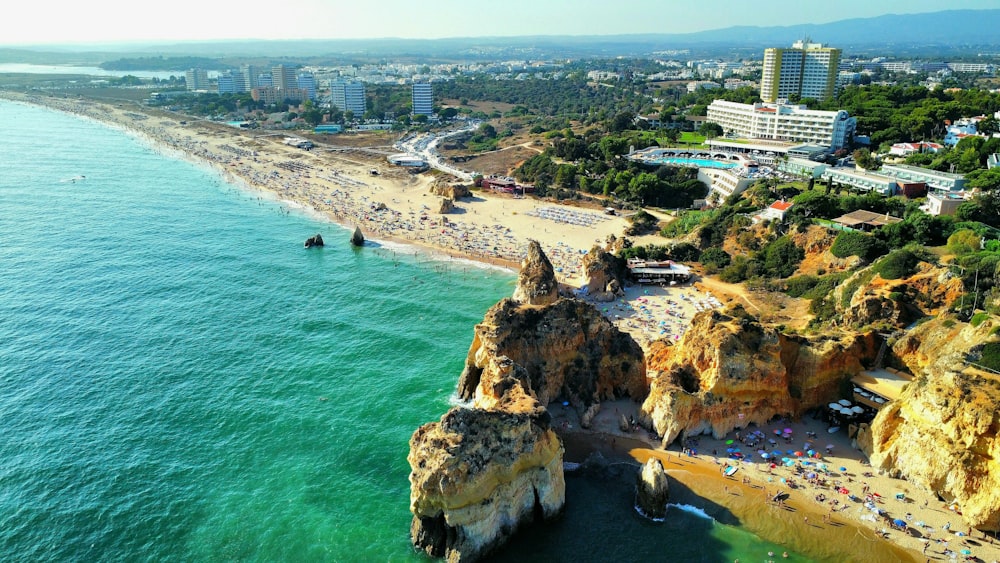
left=784, top=428, right=793, bottom=434
left=726, top=448, right=735, bottom=453
left=838, top=399, right=851, bottom=406
left=961, top=549, right=972, bottom=555
left=826, top=444, right=834, bottom=450
left=773, top=429, right=782, bottom=435
left=807, top=449, right=815, bottom=456
left=761, top=453, right=769, bottom=459
left=839, top=466, right=847, bottom=472
left=794, top=451, right=803, bottom=457
left=828, top=402, right=840, bottom=409
left=817, top=463, right=827, bottom=469
left=893, top=519, right=906, bottom=527
left=726, top=439, right=734, bottom=445
left=806, top=472, right=817, bottom=479
left=851, top=406, right=864, bottom=414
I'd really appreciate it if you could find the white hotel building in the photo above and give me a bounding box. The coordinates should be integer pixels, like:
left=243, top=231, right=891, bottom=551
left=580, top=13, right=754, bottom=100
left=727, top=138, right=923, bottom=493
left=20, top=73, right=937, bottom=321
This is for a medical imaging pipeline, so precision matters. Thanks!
left=706, top=100, right=856, bottom=150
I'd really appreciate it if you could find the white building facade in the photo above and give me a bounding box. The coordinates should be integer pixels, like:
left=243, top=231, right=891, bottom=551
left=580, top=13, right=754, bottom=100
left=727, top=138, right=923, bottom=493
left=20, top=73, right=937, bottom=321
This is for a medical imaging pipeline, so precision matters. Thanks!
left=706, top=100, right=856, bottom=150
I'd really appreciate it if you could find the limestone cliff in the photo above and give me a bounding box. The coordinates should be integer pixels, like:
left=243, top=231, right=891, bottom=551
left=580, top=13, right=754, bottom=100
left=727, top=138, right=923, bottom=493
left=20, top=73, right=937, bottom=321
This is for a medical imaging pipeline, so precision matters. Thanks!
left=581, top=245, right=626, bottom=302
left=640, top=306, right=876, bottom=444
left=866, top=316, right=1000, bottom=531
left=408, top=393, right=565, bottom=561
left=457, top=297, right=647, bottom=407
left=837, top=262, right=965, bottom=329
left=410, top=243, right=646, bottom=561
left=511, top=240, right=559, bottom=306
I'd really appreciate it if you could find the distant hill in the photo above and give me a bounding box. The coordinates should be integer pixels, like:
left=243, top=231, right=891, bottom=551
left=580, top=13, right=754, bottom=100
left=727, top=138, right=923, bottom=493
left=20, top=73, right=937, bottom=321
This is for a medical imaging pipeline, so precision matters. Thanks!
left=662, top=9, right=1000, bottom=48
left=2, top=10, right=999, bottom=63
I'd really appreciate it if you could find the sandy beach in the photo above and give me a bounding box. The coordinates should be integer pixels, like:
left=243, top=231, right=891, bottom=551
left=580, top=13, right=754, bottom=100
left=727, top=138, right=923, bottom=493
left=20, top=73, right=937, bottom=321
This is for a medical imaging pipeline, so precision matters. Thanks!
left=554, top=399, right=1000, bottom=563
left=8, top=92, right=995, bottom=562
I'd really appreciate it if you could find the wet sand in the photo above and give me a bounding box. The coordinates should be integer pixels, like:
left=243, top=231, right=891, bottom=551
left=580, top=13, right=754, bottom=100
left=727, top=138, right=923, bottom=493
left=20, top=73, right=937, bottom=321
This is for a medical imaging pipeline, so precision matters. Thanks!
left=554, top=399, right=1000, bottom=563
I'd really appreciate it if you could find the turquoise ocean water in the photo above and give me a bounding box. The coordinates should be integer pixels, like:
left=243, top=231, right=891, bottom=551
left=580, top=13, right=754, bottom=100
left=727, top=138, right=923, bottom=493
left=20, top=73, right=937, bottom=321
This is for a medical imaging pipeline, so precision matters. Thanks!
left=0, top=100, right=815, bottom=562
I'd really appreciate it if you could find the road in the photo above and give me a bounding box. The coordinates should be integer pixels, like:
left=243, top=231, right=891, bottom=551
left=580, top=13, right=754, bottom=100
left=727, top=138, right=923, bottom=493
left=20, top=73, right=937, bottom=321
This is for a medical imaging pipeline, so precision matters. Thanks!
left=394, top=121, right=480, bottom=181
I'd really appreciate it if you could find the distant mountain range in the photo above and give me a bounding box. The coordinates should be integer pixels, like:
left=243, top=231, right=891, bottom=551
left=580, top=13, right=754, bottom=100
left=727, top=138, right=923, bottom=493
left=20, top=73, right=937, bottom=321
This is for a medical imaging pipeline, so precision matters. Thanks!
left=2, top=10, right=999, bottom=64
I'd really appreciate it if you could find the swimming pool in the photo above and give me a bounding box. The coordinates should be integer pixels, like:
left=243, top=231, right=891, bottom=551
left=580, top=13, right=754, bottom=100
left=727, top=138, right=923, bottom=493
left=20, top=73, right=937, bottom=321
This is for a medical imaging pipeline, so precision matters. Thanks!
left=649, top=157, right=739, bottom=169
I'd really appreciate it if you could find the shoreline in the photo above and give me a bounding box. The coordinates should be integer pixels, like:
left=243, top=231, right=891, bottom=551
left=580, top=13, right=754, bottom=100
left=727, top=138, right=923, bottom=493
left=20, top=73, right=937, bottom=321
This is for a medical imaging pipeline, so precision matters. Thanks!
left=554, top=399, right=1000, bottom=563
left=0, top=92, right=598, bottom=283
left=8, top=92, right=994, bottom=562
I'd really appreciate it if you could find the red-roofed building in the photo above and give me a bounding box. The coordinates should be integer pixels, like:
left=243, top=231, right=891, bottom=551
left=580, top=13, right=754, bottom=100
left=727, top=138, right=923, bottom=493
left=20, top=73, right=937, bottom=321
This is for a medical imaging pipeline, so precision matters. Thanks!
left=753, top=200, right=794, bottom=223
left=889, top=142, right=943, bottom=157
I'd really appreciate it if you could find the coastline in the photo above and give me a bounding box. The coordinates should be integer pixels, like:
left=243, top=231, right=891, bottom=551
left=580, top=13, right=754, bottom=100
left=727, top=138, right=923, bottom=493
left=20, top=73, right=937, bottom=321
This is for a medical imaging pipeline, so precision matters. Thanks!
left=0, top=91, right=608, bottom=283
left=554, top=399, right=1000, bottom=563
left=7, top=92, right=994, bottom=563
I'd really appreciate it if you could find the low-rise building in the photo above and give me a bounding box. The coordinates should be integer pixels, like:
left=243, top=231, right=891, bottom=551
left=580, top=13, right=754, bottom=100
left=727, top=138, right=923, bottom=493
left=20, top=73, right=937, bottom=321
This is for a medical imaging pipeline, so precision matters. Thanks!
left=778, top=157, right=828, bottom=178
left=920, top=192, right=966, bottom=216
left=832, top=209, right=903, bottom=231
left=888, top=142, right=943, bottom=157
left=821, top=167, right=896, bottom=195
left=987, top=153, right=999, bottom=170
left=880, top=164, right=967, bottom=192
left=753, top=200, right=794, bottom=224
left=698, top=168, right=753, bottom=203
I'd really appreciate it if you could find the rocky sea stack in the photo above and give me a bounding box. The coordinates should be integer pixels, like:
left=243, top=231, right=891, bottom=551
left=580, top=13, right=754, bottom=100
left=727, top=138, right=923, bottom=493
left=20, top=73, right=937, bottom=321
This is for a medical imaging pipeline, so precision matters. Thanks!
left=636, top=457, right=670, bottom=519
left=350, top=226, right=365, bottom=246
left=408, top=244, right=648, bottom=561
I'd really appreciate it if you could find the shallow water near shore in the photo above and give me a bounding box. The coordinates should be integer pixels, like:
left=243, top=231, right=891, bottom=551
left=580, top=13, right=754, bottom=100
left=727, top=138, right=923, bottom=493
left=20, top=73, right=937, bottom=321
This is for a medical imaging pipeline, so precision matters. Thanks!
left=1, top=99, right=857, bottom=562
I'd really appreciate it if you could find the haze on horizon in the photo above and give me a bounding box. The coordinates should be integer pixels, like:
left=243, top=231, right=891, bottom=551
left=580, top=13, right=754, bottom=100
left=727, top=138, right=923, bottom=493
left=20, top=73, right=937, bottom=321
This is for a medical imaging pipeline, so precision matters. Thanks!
left=4, top=0, right=998, bottom=47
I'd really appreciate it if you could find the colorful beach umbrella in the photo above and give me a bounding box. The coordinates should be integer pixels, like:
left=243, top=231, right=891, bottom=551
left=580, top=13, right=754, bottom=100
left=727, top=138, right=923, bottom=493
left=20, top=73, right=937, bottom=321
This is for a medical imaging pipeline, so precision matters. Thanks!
left=839, top=466, right=847, bottom=472
left=725, top=439, right=734, bottom=445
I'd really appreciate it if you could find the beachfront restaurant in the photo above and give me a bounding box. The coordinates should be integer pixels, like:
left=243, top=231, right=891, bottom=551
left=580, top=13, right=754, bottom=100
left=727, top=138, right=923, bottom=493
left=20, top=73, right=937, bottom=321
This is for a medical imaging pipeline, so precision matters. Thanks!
left=850, top=368, right=913, bottom=411
left=626, top=259, right=692, bottom=284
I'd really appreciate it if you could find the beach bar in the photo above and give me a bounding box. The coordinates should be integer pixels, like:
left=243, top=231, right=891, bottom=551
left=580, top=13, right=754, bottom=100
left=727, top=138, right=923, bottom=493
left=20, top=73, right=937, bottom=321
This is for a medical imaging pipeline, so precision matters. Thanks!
left=626, top=258, right=692, bottom=284
left=850, top=368, right=913, bottom=410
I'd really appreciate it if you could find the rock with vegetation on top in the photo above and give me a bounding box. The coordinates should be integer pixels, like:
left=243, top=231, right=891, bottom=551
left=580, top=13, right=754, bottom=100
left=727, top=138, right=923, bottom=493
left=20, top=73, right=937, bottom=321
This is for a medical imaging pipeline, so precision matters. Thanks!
left=636, top=457, right=670, bottom=519
left=430, top=183, right=471, bottom=200
left=640, top=306, right=877, bottom=444
left=865, top=316, right=1000, bottom=531
left=457, top=296, right=647, bottom=408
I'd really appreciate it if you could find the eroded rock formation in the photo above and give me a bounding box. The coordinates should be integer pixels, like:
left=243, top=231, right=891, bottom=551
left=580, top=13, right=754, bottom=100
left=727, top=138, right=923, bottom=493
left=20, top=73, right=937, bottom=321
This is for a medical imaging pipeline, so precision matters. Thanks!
left=304, top=233, right=324, bottom=248
left=351, top=226, right=365, bottom=246
left=636, top=457, right=670, bottom=519
left=457, top=297, right=647, bottom=406
left=410, top=243, right=650, bottom=560
left=837, top=262, right=965, bottom=329
left=430, top=182, right=471, bottom=200
left=641, top=306, right=876, bottom=444
left=438, top=197, right=455, bottom=214
left=511, top=240, right=559, bottom=306
left=408, top=393, right=565, bottom=561
left=865, top=316, right=1000, bottom=531
left=581, top=245, right=626, bottom=302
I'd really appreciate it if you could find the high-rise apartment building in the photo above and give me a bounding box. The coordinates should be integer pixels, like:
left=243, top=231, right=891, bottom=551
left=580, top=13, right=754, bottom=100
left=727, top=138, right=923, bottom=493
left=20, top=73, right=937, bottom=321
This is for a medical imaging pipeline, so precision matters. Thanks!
left=412, top=82, right=433, bottom=116
left=330, top=81, right=366, bottom=114
left=271, top=65, right=298, bottom=92
left=760, top=39, right=841, bottom=103
left=297, top=72, right=316, bottom=101
left=217, top=70, right=249, bottom=94
left=185, top=68, right=209, bottom=91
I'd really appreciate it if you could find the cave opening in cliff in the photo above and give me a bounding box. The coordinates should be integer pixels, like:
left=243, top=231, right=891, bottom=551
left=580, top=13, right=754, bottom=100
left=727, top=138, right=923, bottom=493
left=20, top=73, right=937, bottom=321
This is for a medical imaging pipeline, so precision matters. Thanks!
left=671, top=366, right=701, bottom=394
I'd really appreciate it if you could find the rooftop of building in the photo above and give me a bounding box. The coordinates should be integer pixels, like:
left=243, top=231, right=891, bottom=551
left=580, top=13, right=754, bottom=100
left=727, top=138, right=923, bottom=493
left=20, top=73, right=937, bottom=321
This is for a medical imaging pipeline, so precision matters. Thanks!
left=880, top=163, right=965, bottom=179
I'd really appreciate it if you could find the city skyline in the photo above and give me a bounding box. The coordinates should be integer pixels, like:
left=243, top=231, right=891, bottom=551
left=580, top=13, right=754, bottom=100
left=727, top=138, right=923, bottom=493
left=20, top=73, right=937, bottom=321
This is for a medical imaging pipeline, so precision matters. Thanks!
left=2, top=1, right=998, bottom=47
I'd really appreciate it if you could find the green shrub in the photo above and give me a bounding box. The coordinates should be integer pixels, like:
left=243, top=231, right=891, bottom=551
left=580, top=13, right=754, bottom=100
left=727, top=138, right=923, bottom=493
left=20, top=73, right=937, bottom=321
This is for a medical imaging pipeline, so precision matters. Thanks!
left=980, top=342, right=1000, bottom=371
left=970, top=312, right=990, bottom=327
left=784, top=275, right=820, bottom=298
left=873, top=249, right=921, bottom=280
left=700, top=247, right=731, bottom=269
left=942, top=319, right=956, bottom=328
left=830, top=231, right=886, bottom=261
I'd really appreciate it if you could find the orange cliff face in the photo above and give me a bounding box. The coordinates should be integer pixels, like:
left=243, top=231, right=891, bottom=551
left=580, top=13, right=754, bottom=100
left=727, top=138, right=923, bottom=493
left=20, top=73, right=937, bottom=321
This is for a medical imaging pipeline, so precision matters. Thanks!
left=408, top=242, right=648, bottom=561
left=867, top=317, right=1000, bottom=531
left=640, top=306, right=876, bottom=445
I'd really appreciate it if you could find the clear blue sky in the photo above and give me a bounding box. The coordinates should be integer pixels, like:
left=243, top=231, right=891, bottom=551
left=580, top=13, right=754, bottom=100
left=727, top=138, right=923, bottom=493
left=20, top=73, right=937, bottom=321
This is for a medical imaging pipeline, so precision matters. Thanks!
left=3, top=0, right=998, bottom=45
